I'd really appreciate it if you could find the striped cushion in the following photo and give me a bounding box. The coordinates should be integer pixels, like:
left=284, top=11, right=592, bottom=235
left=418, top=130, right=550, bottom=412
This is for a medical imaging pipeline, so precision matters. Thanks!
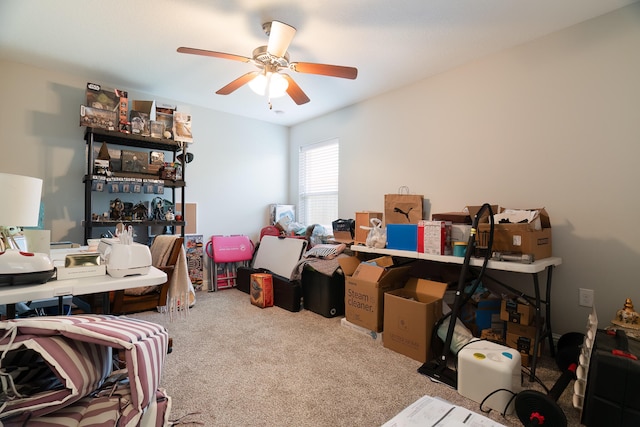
left=0, top=336, right=111, bottom=420
left=0, top=315, right=169, bottom=424
left=3, top=381, right=171, bottom=427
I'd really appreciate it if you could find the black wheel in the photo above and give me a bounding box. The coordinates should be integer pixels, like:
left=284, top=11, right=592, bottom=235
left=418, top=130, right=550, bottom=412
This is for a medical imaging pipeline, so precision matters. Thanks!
left=515, top=390, right=567, bottom=426
left=555, top=332, right=584, bottom=371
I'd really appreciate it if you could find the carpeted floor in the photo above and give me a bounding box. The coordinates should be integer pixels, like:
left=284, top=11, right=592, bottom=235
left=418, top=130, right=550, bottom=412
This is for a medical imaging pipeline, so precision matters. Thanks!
left=129, top=289, right=583, bottom=426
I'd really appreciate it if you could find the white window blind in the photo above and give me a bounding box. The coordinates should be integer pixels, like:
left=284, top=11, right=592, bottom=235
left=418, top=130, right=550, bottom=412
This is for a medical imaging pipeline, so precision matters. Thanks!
left=298, top=139, right=339, bottom=228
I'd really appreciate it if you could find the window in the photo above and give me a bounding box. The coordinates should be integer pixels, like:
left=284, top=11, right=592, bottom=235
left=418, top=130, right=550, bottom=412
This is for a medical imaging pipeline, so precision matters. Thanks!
left=298, top=139, right=339, bottom=228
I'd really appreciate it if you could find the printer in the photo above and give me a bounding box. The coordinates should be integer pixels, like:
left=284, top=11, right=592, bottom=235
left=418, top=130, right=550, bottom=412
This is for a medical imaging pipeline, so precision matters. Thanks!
left=98, top=238, right=151, bottom=278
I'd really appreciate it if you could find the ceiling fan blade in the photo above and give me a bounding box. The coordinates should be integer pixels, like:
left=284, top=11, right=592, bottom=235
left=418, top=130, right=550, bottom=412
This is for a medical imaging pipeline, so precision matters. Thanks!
left=267, top=21, right=296, bottom=58
left=216, top=71, right=260, bottom=95
left=290, top=62, right=358, bottom=80
left=177, top=47, right=251, bottom=63
left=282, top=74, right=310, bottom=105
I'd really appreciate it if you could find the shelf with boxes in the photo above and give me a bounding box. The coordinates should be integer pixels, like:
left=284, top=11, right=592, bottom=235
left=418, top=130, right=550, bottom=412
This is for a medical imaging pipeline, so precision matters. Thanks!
left=349, top=243, right=562, bottom=381
left=83, top=127, right=187, bottom=244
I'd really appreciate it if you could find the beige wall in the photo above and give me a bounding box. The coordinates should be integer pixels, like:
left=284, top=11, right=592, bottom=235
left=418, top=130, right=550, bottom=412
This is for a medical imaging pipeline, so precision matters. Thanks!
left=289, top=5, right=640, bottom=335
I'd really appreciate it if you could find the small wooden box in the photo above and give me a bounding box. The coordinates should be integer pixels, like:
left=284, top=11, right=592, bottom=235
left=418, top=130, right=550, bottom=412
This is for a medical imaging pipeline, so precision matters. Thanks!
left=355, top=211, right=384, bottom=244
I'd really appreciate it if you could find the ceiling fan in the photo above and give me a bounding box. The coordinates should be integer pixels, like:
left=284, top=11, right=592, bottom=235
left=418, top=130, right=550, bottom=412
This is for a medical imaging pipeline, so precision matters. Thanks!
left=177, top=21, right=358, bottom=106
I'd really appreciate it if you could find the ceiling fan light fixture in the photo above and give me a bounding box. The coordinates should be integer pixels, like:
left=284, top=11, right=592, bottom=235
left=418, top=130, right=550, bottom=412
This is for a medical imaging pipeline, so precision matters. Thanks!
left=248, top=71, right=289, bottom=98
left=266, top=21, right=296, bottom=58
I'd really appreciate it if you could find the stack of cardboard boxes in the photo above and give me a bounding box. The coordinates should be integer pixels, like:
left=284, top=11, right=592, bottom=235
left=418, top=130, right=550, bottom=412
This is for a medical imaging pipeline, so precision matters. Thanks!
left=500, top=298, right=542, bottom=367
left=338, top=255, right=448, bottom=363
left=336, top=254, right=545, bottom=366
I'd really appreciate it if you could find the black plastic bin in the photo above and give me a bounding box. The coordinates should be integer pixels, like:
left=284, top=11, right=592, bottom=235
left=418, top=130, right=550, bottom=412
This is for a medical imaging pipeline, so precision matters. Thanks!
left=301, top=265, right=345, bottom=318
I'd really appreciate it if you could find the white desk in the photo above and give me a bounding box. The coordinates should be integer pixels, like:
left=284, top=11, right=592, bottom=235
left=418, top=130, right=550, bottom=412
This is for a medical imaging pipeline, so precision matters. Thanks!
left=350, top=244, right=562, bottom=380
left=1, top=248, right=167, bottom=317
left=0, top=266, right=167, bottom=306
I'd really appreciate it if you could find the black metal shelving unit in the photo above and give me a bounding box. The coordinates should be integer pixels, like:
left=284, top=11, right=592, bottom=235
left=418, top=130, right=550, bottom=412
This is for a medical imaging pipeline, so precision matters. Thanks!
left=83, top=128, right=187, bottom=244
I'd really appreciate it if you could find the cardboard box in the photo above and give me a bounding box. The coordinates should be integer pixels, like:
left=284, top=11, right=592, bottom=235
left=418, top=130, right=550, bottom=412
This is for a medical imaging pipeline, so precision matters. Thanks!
left=131, top=100, right=156, bottom=121
left=386, top=224, right=418, bottom=251
left=355, top=211, right=383, bottom=244
left=339, top=256, right=411, bottom=332
left=480, top=328, right=505, bottom=343
left=383, top=278, right=447, bottom=362
left=250, top=273, right=273, bottom=308
left=432, top=205, right=499, bottom=225
left=506, top=319, right=544, bottom=359
left=478, top=208, right=552, bottom=260
left=500, top=299, right=535, bottom=325
left=332, top=218, right=355, bottom=243
left=417, top=220, right=452, bottom=255
left=431, top=211, right=472, bottom=224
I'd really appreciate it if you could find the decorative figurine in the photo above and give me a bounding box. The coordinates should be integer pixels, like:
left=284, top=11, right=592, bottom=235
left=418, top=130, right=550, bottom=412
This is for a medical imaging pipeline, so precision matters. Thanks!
left=616, top=298, right=640, bottom=326
left=151, top=197, right=165, bottom=221
left=109, top=198, right=124, bottom=220
left=132, top=201, right=148, bottom=221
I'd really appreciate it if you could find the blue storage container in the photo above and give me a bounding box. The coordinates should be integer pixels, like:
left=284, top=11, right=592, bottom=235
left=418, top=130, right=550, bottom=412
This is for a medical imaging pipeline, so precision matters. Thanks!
left=386, top=224, right=418, bottom=251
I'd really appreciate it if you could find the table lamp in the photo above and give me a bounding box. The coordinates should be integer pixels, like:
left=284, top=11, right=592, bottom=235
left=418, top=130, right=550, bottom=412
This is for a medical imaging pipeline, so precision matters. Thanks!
left=0, top=173, right=55, bottom=285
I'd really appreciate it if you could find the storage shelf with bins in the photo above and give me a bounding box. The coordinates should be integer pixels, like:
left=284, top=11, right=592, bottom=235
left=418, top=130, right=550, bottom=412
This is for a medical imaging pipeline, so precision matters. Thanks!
left=83, top=127, right=187, bottom=244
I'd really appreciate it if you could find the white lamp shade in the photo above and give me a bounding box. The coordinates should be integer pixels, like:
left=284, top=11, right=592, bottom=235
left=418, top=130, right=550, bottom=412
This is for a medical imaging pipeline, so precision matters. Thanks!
left=248, top=72, right=289, bottom=98
left=0, top=173, right=43, bottom=227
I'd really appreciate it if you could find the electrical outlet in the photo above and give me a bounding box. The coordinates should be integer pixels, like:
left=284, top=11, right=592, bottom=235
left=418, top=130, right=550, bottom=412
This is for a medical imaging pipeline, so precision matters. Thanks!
left=579, top=288, right=594, bottom=307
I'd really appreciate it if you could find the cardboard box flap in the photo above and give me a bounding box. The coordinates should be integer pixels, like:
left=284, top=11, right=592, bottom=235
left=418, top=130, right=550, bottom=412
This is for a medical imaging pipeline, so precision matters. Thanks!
left=376, top=265, right=412, bottom=290
left=480, top=207, right=550, bottom=230
left=515, top=207, right=550, bottom=229
left=132, top=100, right=156, bottom=121
left=338, top=256, right=361, bottom=276
left=371, top=256, right=394, bottom=268
left=339, top=255, right=394, bottom=277
left=466, top=205, right=500, bottom=222
left=401, top=278, right=448, bottom=302
left=352, top=262, right=386, bottom=282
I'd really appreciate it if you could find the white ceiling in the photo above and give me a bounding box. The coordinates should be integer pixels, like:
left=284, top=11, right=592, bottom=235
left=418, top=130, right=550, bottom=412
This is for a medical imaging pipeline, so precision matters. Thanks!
left=1, top=0, right=637, bottom=126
